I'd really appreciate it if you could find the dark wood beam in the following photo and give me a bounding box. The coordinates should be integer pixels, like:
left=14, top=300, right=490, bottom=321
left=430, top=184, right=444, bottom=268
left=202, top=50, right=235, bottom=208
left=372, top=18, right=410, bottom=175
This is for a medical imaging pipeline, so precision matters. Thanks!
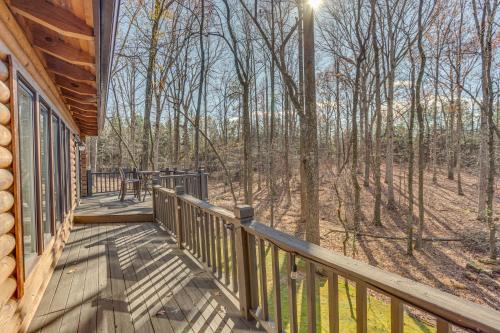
left=70, top=105, right=98, bottom=115
left=10, top=0, right=94, bottom=40
left=75, top=117, right=97, bottom=128
left=60, top=88, right=97, bottom=103
left=45, top=54, right=95, bottom=82
left=32, top=24, right=95, bottom=66
left=55, top=75, right=96, bottom=96
left=65, top=98, right=97, bottom=110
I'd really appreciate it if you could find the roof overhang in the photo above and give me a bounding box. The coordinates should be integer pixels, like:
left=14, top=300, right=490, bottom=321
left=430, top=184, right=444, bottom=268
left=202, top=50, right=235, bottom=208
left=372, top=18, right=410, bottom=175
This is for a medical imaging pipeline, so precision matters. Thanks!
left=5, top=0, right=120, bottom=136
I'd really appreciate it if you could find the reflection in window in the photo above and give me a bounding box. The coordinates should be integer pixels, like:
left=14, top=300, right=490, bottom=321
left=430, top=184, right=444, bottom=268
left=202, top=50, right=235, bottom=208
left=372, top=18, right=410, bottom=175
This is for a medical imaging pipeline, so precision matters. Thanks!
left=52, top=115, right=61, bottom=226
left=18, top=82, right=37, bottom=264
left=40, top=105, right=52, bottom=246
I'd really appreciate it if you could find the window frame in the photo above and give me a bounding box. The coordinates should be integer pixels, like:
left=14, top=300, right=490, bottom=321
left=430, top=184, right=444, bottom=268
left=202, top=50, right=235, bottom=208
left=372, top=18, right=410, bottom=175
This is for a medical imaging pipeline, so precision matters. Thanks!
left=38, top=99, right=54, bottom=247
left=16, top=74, right=40, bottom=276
left=15, top=72, right=76, bottom=279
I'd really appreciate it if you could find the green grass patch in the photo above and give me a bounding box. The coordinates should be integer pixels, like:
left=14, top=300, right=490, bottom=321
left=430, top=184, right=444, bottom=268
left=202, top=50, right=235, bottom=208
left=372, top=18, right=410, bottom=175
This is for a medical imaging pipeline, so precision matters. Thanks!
left=257, top=244, right=435, bottom=333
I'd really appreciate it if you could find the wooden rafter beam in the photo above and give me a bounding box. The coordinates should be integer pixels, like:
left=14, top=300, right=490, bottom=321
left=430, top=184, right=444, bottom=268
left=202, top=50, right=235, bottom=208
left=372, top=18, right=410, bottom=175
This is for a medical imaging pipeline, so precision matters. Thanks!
left=32, top=24, right=95, bottom=66
left=74, top=118, right=97, bottom=126
left=60, top=88, right=97, bottom=103
left=10, top=0, right=94, bottom=40
left=55, top=75, right=96, bottom=96
left=69, top=105, right=98, bottom=115
left=45, top=54, right=95, bottom=82
left=65, top=99, right=97, bottom=111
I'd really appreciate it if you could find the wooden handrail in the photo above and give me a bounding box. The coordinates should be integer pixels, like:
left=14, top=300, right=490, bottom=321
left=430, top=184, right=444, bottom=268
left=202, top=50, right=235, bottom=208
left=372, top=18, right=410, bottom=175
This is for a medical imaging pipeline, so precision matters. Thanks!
left=152, top=186, right=500, bottom=333
left=244, top=221, right=500, bottom=332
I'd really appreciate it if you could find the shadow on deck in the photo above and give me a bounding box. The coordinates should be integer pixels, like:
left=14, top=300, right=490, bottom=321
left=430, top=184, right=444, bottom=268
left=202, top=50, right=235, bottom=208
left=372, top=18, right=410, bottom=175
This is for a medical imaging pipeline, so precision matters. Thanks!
left=74, top=193, right=153, bottom=223
left=28, top=223, right=264, bottom=333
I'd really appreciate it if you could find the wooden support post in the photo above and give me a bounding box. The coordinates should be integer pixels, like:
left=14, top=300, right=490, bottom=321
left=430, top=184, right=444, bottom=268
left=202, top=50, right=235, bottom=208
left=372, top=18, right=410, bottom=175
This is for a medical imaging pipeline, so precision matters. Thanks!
left=233, top=204, right=254, bottom=320
left=152, top=185, right=159, bottom=224
left=86, top=169, right=92, bottom=196
left=174, top=185, right=184, bottom=249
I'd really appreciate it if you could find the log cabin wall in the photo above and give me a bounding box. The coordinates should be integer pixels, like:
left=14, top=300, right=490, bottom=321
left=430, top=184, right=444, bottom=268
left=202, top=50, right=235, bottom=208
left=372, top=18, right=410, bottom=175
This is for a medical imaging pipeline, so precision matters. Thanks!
left=0, top=0, right=118, bottom=330
left=0, top=13, right=80, bottom=333
left=79, top=146, right=88, bottom=197
left=0, top=54, right=19, bottom=332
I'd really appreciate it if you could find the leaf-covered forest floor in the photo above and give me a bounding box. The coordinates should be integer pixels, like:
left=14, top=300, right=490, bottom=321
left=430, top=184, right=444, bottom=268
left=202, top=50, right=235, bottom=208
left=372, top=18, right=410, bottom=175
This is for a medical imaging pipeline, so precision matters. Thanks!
left=208, top=162, right=500, bottom=315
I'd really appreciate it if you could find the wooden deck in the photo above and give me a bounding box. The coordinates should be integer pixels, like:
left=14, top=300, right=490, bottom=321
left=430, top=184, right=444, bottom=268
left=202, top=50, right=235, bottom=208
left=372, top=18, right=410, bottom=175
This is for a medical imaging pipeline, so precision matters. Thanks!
left=28, top=223, right=264, bottom=333
left=74, top=193, right=153, bottom=223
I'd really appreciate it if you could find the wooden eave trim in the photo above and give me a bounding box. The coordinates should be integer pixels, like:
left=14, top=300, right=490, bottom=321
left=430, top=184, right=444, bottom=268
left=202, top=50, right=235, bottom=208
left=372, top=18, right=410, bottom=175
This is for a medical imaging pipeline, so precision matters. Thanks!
left=0, top=0, right=79, bottom=133
left=9, top=0, right=94, bottom=41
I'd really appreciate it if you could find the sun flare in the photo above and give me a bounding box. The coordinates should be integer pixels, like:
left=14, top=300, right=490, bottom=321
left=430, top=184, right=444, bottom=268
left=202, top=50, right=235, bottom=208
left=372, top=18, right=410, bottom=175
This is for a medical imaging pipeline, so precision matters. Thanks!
left=308, top=0, right=322, bottom=9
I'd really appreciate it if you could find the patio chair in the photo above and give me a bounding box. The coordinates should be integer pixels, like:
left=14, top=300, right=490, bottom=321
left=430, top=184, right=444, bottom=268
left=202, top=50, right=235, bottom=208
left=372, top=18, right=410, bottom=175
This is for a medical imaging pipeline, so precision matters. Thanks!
left=118, top=168, right=140, bottom=201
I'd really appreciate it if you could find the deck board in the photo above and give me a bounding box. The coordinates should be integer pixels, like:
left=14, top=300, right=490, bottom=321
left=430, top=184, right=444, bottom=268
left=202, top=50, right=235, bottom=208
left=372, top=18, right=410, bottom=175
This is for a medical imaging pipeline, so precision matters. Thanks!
left=28, top=222, right=264, bottom=333
left=74, top=194, right=153, bottom=223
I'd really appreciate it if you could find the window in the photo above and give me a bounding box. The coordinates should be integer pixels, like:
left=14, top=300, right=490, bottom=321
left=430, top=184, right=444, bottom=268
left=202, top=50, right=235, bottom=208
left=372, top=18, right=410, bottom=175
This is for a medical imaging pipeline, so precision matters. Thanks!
left=40, top=103, right=52, bottom=246
left=17, top=81, right=37, bottom=267
left=52, top=115, right=62, bottom=227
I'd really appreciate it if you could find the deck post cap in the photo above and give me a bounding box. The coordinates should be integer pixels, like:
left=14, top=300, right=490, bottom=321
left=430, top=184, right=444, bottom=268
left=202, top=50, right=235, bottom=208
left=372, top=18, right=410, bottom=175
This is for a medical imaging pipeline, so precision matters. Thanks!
left=233, top=205, right=253, bottom=219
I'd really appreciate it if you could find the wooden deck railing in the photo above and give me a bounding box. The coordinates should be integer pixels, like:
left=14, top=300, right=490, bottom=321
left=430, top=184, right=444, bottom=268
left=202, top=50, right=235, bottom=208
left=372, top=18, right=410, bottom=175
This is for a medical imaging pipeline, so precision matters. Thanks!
left=152, top=185, right=500, bottom=333
left=159, top=170, right=208, bottom=201
left=87, top=170, right=136, bottom=194
left=86, top=168, right=208, bottom=199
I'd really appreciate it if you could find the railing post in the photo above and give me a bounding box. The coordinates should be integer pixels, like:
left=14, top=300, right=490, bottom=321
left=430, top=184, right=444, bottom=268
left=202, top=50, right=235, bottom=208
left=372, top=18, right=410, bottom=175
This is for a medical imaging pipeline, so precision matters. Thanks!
left=174, top=185, right=184, bottom=249
left=233, top=205, right=256, bottom=320
left=152, top=185, right=159, bottom=223
left=197, top=167, right=204, bottom=200
left=87, top=169, right=93, bottom=196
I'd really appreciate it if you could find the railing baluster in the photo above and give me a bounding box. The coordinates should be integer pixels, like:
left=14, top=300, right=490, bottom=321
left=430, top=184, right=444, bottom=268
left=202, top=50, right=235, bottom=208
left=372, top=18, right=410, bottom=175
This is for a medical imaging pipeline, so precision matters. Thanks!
left=306, top=261, right=316, bottom=333
left=328, top=271, right=339, bottom=333
left=210, top=214, right=216, bottom=273
left=192, top=205, right=197, bottom=253
left=216, top=216, right=222, bottom=278
left=174, top=186, right=184, bottom=247
left=172, top=196, right=176, bottom=233
left=196, top=207, right=201, bottom=257
left=187, top=202, right=192, bottom=249
left=200, top=209, right=207, bottom=263
left=287, top=252, right=298, bottom=333
left=230, top=225, right=238, bottom=293
left=223, top=220, right=230, bottom=285
left=205, top=212, right=211, bottom=266
left=391, top=297, right=403, bottom=333
left=258, top=238, right=269, bottom=321
left=356, top=281, right=368, bottom=333
left=437, top=318, right=451, bottom=333
left=272, top=244, right=282, bottom=332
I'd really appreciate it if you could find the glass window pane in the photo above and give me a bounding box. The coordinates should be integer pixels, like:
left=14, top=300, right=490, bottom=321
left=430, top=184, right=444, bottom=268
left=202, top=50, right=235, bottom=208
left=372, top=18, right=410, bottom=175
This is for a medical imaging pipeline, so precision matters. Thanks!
left=18, top=83, right=37, bottom=264
left=52, top=116, right=61, bottom=226
left=40, top=105, right=52, bottom=246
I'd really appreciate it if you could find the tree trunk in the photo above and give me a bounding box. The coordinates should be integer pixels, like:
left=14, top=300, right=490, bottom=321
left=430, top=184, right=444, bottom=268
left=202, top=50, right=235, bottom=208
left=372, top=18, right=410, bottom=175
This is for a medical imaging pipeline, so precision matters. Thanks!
left=415, top=0, right=426, bottom=250
left=302, top=1, right=320, bottom=245
left=140, top=0, right=164, bottom=170
left=371, top=0, right=382, bottom=226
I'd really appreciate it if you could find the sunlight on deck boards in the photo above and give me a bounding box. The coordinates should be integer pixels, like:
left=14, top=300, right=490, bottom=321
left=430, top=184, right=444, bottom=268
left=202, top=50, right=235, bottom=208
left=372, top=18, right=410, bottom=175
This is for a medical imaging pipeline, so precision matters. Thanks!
left=27, top=223, right=264, bottom=333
